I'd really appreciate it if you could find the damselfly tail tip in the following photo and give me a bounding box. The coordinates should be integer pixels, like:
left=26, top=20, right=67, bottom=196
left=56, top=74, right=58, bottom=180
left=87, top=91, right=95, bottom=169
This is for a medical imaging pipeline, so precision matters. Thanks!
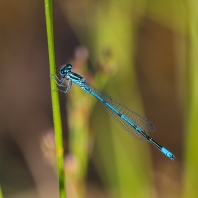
left=170, top=154, right=175, bottom=161
left=161, top=147, right=175, bottom=161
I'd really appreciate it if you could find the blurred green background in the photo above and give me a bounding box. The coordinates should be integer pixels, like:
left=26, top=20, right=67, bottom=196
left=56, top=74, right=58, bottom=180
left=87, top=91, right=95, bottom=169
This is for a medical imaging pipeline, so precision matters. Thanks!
left=0, top=0, right=197, bottom=198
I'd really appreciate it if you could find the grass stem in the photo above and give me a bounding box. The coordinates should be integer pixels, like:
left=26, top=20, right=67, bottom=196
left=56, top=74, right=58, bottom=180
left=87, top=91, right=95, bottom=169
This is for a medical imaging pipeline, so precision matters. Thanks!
left=44, top=0, right=66, bottom=197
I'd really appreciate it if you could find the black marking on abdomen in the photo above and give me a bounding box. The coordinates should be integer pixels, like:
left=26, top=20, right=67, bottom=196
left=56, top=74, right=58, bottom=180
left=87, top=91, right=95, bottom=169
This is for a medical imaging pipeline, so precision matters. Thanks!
left=118, top=112, right=122, bottom=117
left=102, top=100, right=107, bottom=104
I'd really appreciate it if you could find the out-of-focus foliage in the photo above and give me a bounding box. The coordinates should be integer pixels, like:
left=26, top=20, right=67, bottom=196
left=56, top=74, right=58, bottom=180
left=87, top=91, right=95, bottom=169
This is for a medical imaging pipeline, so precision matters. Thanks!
left=1, top=0, right=198, bottom=197
left=0, top=186, right=3, bottom=198
left=58, top=0, right=197, bottom=198
left=183, top=1, right=198, bottom=198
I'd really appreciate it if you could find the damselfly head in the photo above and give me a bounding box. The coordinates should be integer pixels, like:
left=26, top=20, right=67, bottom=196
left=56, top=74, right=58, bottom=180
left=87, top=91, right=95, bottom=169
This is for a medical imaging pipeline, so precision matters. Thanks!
left=59, top=64, right=72, bottom=77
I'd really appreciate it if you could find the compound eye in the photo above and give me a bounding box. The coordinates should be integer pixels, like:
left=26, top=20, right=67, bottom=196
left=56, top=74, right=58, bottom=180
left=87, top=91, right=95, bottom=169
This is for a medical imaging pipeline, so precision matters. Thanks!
left=66, top=64, right=72, bottom=70
left=59, top=70, right=64, bottom=76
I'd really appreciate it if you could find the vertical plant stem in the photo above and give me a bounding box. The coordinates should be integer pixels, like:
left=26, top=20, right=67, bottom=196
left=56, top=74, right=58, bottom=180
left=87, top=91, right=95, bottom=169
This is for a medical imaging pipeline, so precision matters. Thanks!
left=44, top=0, right=66, bottom=198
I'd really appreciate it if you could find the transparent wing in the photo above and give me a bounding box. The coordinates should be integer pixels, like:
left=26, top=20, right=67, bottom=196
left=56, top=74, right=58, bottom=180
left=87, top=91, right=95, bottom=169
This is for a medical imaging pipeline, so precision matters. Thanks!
left=86, top=82, right=155, bottom=141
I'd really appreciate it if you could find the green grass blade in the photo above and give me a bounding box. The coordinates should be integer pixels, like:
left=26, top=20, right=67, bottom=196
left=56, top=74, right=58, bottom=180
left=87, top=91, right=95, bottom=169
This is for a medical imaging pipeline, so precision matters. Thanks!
left=44, top=0, right=66, bottom=197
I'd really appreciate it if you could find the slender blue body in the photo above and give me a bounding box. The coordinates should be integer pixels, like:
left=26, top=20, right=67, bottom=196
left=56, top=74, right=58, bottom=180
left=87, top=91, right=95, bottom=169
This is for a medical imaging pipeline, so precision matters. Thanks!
left=51, top=64, right=175, bottom=160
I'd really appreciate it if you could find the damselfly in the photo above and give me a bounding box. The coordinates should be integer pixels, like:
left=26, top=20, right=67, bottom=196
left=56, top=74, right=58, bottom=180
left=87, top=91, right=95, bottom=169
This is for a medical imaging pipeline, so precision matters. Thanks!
left=51, top=64, right=175, bottom=160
